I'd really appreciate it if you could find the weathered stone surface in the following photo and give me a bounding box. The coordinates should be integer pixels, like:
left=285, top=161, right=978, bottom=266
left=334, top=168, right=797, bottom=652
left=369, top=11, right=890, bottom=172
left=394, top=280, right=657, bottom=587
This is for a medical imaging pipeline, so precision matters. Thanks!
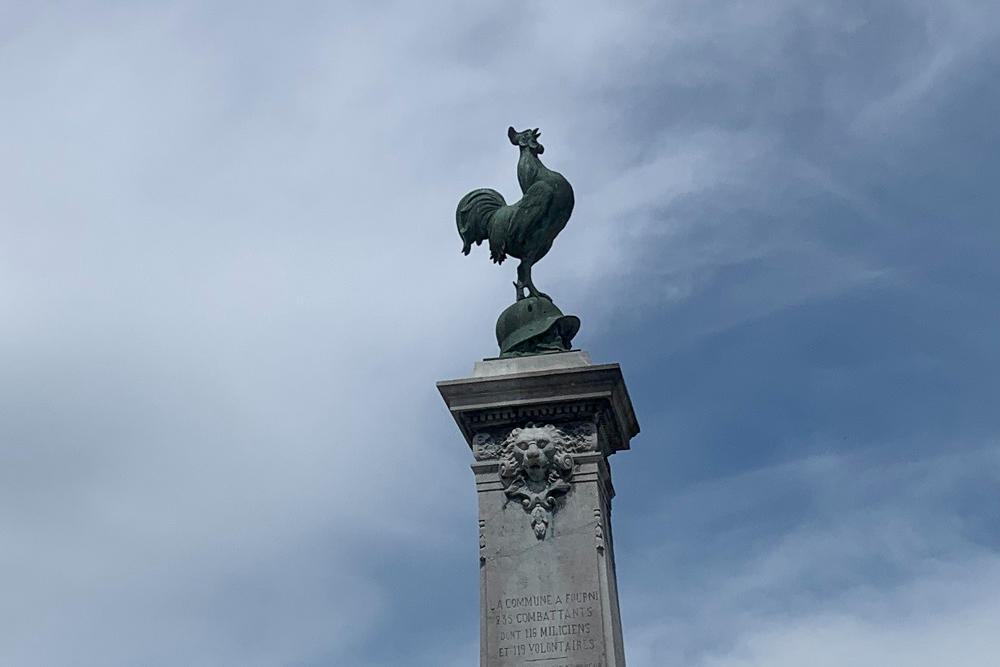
left=493, top=297, right=580, bottom=358
left=473, top=350, right=593, bottom=378
left=438, top=351, right=639, bottom=667
left=439, top=352, right=638, bottom=457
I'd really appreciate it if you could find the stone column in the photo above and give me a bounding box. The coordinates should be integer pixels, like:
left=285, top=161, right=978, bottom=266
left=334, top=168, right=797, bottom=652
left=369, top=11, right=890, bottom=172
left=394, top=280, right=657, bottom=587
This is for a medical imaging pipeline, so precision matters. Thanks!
left=438, top=351, right=639, bottom=667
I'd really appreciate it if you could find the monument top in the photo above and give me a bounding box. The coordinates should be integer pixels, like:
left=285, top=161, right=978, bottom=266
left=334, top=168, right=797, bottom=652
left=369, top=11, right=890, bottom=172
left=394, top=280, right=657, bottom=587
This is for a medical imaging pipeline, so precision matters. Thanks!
left=445, top=130, right=639, bottom=667
left=455, top=127, right=581, bottom=359
left=437, top=351, right=639, bottom=456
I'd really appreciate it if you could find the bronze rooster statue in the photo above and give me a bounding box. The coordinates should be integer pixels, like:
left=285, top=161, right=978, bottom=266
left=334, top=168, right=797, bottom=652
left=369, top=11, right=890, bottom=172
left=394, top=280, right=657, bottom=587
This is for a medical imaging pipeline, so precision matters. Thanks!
left=456, top=126, right=575, bottom=302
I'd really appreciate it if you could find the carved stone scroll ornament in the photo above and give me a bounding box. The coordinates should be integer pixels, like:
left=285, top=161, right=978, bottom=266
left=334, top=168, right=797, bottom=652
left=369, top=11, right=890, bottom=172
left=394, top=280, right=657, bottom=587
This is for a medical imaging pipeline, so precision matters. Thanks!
left=497, top=423, right=581, bottom=539
left=594, top=508, right=605, bottom=553
left=473, top=419, right=596, bottom=462
left=562, top=420, right=598, bottom=454
left=473, top=432, right=503, bottom=461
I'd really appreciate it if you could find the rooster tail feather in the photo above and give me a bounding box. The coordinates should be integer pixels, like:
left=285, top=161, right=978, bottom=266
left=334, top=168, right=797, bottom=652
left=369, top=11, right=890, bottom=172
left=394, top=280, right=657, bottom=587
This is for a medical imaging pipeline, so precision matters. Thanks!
left=457, top=188, right=506, bottom=253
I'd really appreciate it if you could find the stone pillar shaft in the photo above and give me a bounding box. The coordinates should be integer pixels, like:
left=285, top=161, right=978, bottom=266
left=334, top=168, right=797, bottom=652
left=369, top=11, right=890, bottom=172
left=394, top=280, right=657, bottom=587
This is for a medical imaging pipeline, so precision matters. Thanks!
left=438, top=352, right=639, bottom=667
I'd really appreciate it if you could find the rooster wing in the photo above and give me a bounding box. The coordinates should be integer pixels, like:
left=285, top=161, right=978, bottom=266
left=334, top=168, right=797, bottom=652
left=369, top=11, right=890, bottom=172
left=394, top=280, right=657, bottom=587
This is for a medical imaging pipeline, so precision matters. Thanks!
left=507, top=181, right=556, bottom=256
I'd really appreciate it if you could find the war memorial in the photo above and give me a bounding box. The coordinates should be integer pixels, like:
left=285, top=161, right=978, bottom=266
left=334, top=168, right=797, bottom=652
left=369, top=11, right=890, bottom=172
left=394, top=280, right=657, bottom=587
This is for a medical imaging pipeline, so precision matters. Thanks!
left=438, top=127, right=640, bottom=667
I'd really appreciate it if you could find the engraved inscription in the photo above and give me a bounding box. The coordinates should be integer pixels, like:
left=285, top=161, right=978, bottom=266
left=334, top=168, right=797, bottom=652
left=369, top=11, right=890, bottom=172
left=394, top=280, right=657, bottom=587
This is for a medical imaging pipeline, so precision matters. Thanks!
left=488, top=590, right=602, bottom=663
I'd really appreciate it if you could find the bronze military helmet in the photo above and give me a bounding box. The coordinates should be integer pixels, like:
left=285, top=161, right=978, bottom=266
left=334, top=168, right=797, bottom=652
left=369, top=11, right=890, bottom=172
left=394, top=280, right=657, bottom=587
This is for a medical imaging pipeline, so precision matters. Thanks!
left=495, top=297, right=579, bottom=358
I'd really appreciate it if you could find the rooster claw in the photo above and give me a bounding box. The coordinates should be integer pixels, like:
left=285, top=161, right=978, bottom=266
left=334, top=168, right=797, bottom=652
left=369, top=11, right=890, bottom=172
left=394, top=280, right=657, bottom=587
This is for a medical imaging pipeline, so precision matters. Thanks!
left=513, top=281, right=551, bottom=302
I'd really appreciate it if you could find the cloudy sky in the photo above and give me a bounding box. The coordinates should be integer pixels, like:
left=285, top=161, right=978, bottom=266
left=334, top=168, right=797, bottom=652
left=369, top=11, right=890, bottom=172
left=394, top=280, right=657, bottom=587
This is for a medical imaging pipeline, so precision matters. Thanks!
left=2, top=1, right=998, bottom=665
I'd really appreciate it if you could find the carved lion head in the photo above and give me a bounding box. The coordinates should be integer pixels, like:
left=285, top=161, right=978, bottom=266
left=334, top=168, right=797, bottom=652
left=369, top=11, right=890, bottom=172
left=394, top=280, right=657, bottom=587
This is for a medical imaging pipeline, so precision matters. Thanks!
left=499, top=423, right=573, bottom=484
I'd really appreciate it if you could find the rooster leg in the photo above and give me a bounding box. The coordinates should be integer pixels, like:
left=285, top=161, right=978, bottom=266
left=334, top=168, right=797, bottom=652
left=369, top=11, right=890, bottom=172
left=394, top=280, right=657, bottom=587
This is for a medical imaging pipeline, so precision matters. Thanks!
left=514, top=262, right=528, bottom=301
left=520, top=262, right=551, bottom=302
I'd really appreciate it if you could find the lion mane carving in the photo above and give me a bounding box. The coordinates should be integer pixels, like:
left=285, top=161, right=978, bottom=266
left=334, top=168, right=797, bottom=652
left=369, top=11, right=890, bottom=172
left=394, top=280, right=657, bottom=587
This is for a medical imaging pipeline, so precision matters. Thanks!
left=498, top=423, right=576, bottom=539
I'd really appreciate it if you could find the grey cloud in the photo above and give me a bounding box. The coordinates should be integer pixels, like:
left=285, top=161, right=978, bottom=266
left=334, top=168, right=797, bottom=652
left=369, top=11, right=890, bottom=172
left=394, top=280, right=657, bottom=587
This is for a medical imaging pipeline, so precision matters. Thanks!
left=2, top=1, right=998, bottom=666
left=620, top=448, right=1000, bottom=666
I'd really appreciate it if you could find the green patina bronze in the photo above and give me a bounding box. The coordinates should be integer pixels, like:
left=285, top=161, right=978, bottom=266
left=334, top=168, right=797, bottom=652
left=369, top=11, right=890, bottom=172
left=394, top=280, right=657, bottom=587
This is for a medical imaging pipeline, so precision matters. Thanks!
left=495, top=297, right=580, bottom=358
left=457, top=127, right=575, bottom=302
left=456, top=127, right=581, bottom=357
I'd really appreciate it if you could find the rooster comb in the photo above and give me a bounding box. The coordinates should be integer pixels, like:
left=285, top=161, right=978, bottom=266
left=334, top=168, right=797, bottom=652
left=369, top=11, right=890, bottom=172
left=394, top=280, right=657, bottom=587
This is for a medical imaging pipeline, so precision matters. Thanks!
left=508, top=126, right=544, bottom=154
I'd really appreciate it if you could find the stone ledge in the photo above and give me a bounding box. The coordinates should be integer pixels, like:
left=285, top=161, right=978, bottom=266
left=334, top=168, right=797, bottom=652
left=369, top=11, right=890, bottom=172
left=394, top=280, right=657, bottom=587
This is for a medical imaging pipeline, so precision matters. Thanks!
left=438, top=351, right=640, bottom=455
left=472, top=350, right=593, bottom=377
